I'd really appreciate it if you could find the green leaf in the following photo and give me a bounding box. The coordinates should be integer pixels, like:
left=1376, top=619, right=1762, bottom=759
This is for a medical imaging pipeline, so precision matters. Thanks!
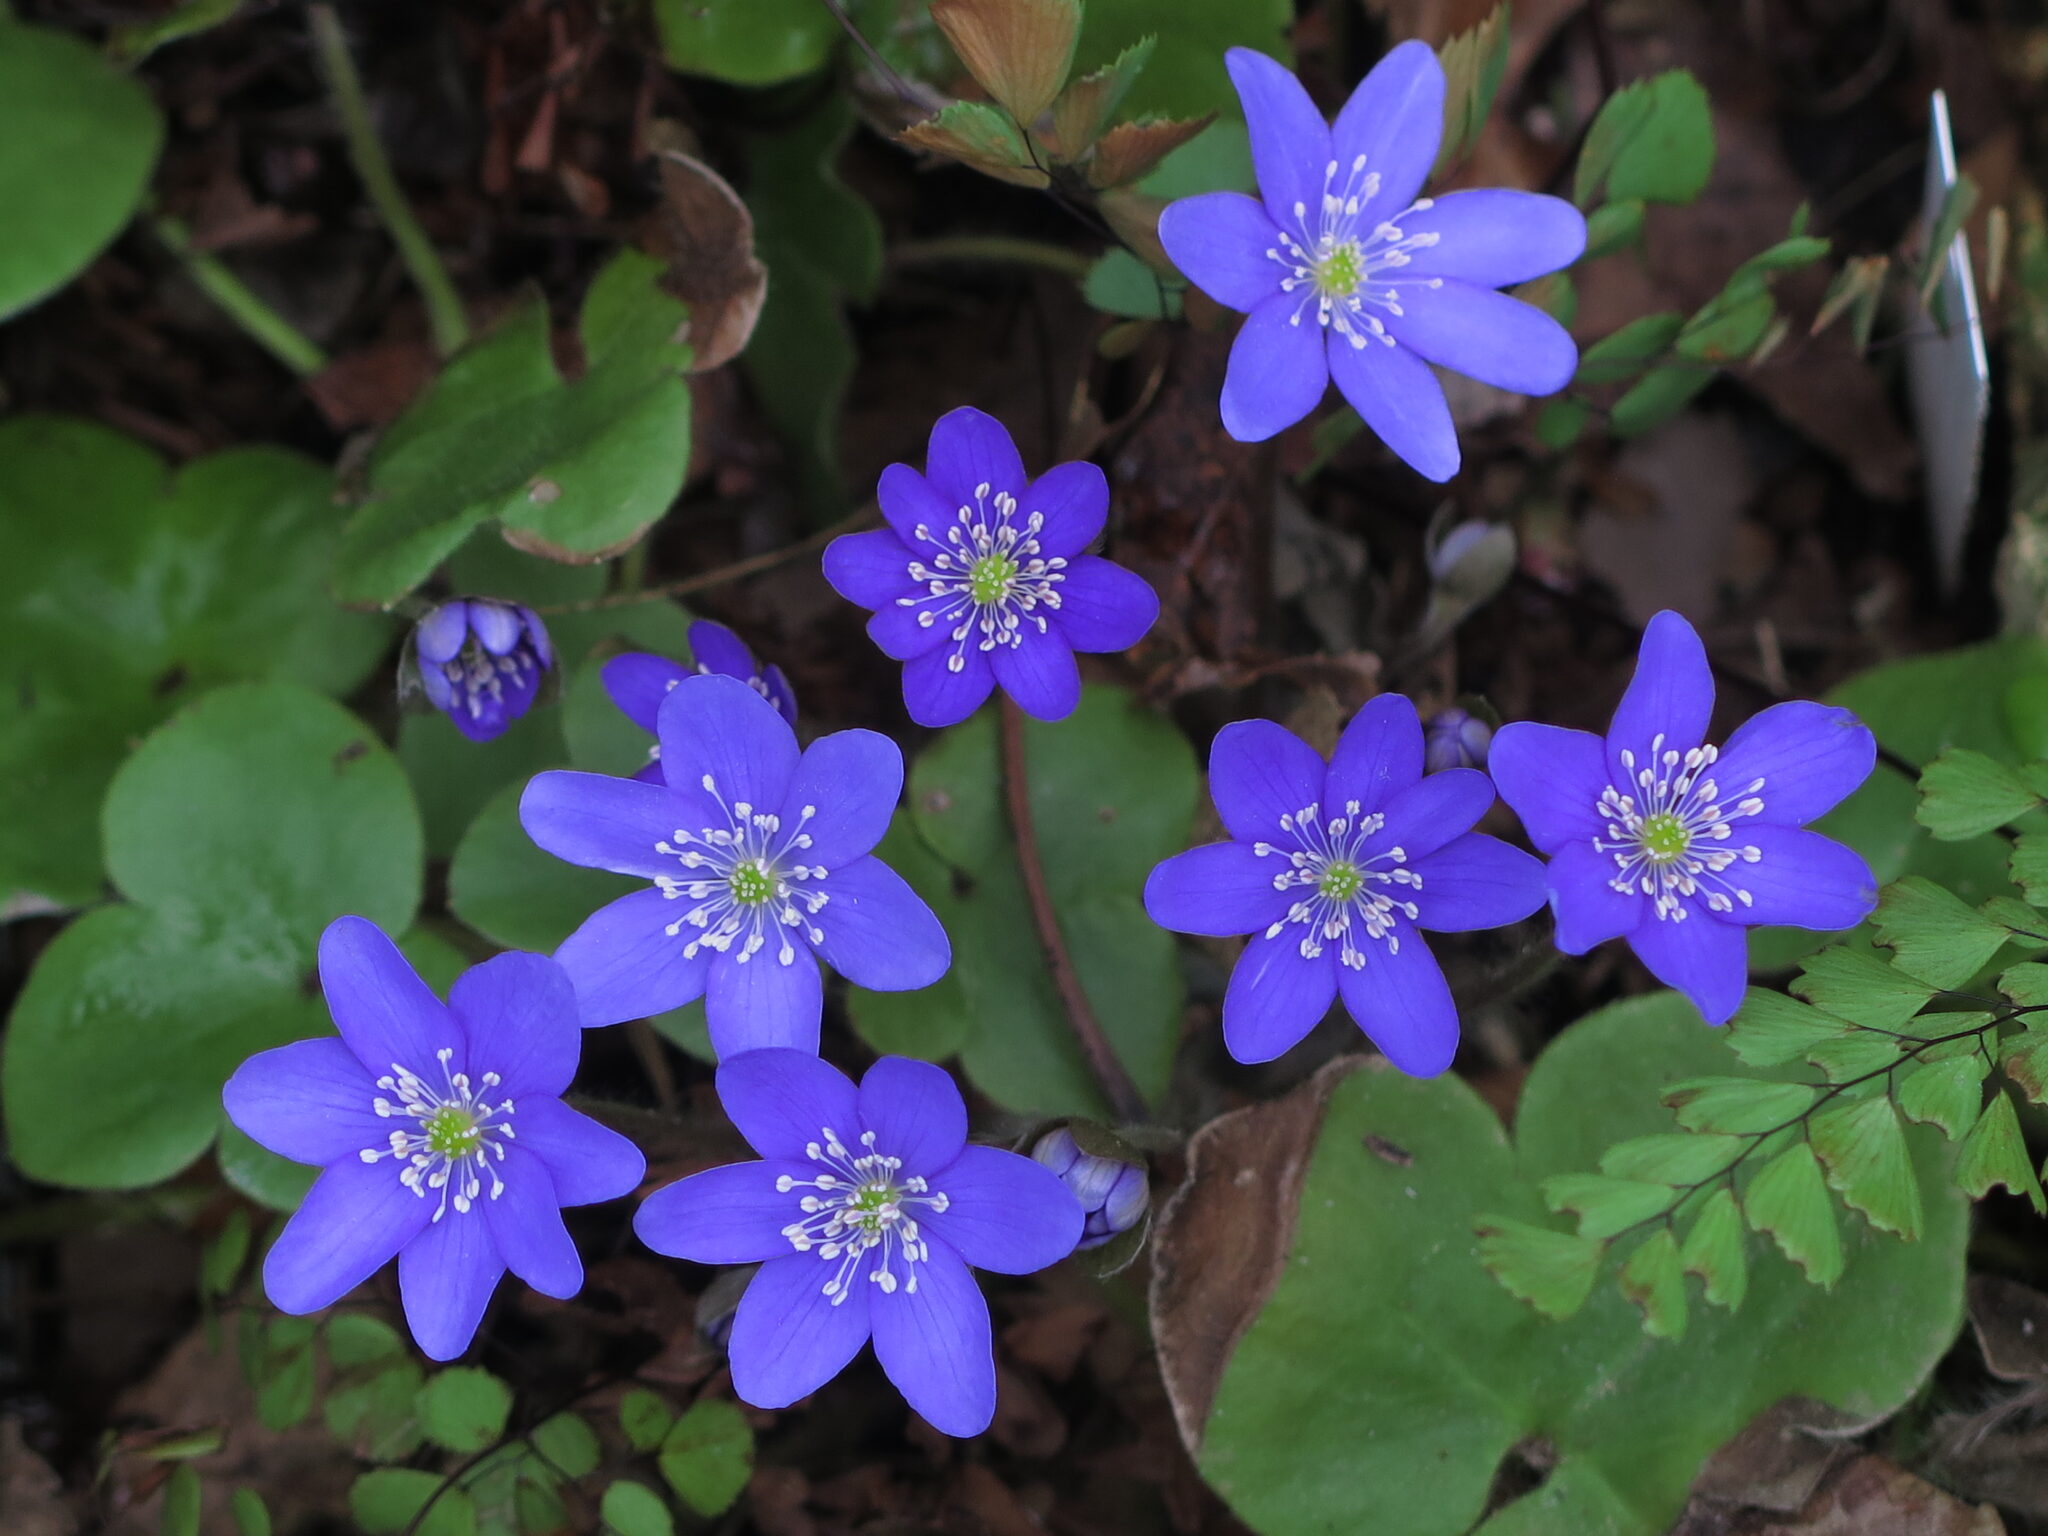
left=1433, top=3, right=1511, bottom=173
left=351, top=1468, right=476, bottom=1536
left=530, top=1412, right=602, bottom=1480
left=1955, top=1092, right=2045, bottom=1213
left=1575, top=312, right=1683, bottom=384
left=1582, top=198, right=1646, bottom=259
left=1664, top=1077, right=1816, bottom=1134
left=229, top=1488, right=271, bottom=1536
left=325, top=1361, right=425, bottom=1461
left=419, top=1367, right=514, bottom=1454
left=449, top=781, right=637, bottom=952
left=599, top=1480, right=674, bottom=1536
left=1083, top=247, right=1183, bottom=319
left=326, top=1314, right=405, bottom=1369
left=257, top=1329, right=315, bottom=1431
left=1872, top=876, right=2015, bottom=988
left=200, top=1208, right=252, bottom=1298
left=1896, top=1054, right=1989, bottom=1140
left=2005, top=1032, right=2048, bottom=1104
left=1803, top=1033, right=1907, bottom=1083
left=1724, top=989, right=1858, bottom=1066
left=651, top=0, right=837, bottom=84
left=0, top=18, right=163, bottom=318
left=1730, top=234, right=1832, bottom=282
left=619, top=1390, right=673, bottom=1455
left=1809, top=1095, right=1922, bottom=1240
left=334, top=250, right=692, bottom=605
left=900, top=100, right=1051, bottom=187
left=1674, top=283, right=1775, bottom=363
left=1599, top=1132, right=1743, bottom=1185
left=1534, top=397, right=1589, bottom=451
left=1049, top=38, right=1156, bottom=158
left=1915, top=748, right=2041, bottom=839
left=1473, top=1217, right=1604, bottom=1321
left=161, top=1464, right=202, bottom=1536
left=2014, top=834, right=2048, bottom=907
left=1541, top=1173, right=1674, bottom=1240
left=657, top=1399, right=753, bottom=1517
left=1576, top=69, right=1715, bottom=207
left=216, top=1122, right=317, bottom=1212
left=1072, top=0, right=1291, bottom=121
left=1618, top=1229, right=1688, bottom=1340
left=1789, top=946, right=1936, bottom=1028
left=1742, top=1143, right=1844, bottom=1286
left=1609, top=363, right=1712, bottom=437
left=1678, top=1188, right=1748, bottom=1310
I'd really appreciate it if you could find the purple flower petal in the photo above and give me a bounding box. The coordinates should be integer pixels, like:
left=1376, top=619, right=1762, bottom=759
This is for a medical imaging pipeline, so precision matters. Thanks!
left=870, top=1238, right=994, bottom=1437
left=519, top=771, right=681, bottom=881
left=398, top=1210, right=506, bottom=1361
left=1336, top=923, right=1458, bottom=1077
left=1488, top=722, right=1612, bottom=853
left=1157, top=191, right=1286, bottom=313
left=688, top=620, right=757, bottom=680
left=319, top=916, right=462, bottom=1078
left=1052, top=556, right=1158, bottom=653
left=481, top=1146, right=581, bottom=1299
left=223, top=1037, right=384, bottom=1166
left=656, top=674, right=801, bottom=829
left=705, top=948, right=824, bottom=1057
left=824, top=528, right=920, bottom=610
left=416, top=602, right=470, bottom=664
left=1330, top=40, right=1445, bottom=216
left=1222, top=291, right=1331, bottom=443
left=1384, top=283, right=1578, bottom=396
left=1545, top=840, right=1645, bottom=954
left=1712, top=701, right=1877, bottom=828
left=602, top=653, right=689, bottom=734
left=878, top=463, right=953, bottom=553
left=448, top=950, right=579, bottom=1099
left=902, top=645, right=996, bottom=728
left=990, top=627, right=1081, bottom=721
left=264, top=1157, right=433, bottom=1314
left=1222, top=929, right=1338, bottom=1063
left=469, top=601, right=524, bottom=655
left=1374, top=767, right=1496, bottom=862
left=1209, top=718, right=1326, bottom=842
left=922, top=1145, right=1082, bottom=1275
left=856, top=1056, right=967, bottom=1172
left=554, top=888, right=712, bottom=1026
left=809, top=855, right=952, bottom=993
left=867, top=592, right=956, bottom=662
left=781, top=730, right=902, bottom=869
left=763, top=665, right=799, bottom=724
left=1406, top=833, right=1547, bottom=932
left=1400, top=190, right=1589, bottom=288
left=632, top=761, right=665, bottom=785
left=1326, top=693, right=1425, bottom=814
left=1608, top=610, right=1716, bottom=778
left=1629, top=912, right=1748, bottom=1024
left=419, top=659, right=456, bottom=712
left=512, top=1098, right=645, bottom=1205
left=1327, top=334, right=1458, bottom=481
left=1226, top=47, right=1332, bottom=235
left=520, top=606, right=553, bottom=669
left=730, top=1252, right=872, bottom=1409
left=1025, top=461, right=1109, bottom=558
left=1728, top=825, right=1877, bottom=931
left=1145, top=841, right=1292, bottom=937
left=716, top=1049, right=861, bottom=1161
left=926, top=406, right=1027, bottom=505
left=634, top=1159, right=811, bottom=1264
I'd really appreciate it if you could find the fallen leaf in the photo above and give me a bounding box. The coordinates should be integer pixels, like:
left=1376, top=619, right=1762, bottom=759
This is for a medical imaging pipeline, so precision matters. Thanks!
left=642, top=148, right=770, bottom=374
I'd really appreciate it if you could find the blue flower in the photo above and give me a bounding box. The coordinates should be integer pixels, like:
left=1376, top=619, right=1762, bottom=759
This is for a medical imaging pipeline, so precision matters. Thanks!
left=1157, top=44, right=1586, bottom=479
left=1489, top=610, right=1880, bottom=1024
left=1143, top=695, right=1546, bottom=1073
left=411, top=597, right=554, bottom=741
left=519, top=673, right=952, bottom=1052
left=633, top=1050, right=1083, bottom=1437
left=1031, top=1127, right=1148, bottom=1249
left=822, top=407, right=1160, bottom=728
left=603, top=620, right=798, bottom=784
left=221, top=917, right=644, bottom=1360
left=1425, top=706, right=1493, bottom=773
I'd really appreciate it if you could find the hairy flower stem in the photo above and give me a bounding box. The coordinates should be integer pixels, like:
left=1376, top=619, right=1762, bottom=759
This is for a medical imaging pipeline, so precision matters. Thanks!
left=308, top=5, right=470, bottom=358
left=149, top=217, right=328, bottom=376
left=999, top=697, right=1149, bottom=1124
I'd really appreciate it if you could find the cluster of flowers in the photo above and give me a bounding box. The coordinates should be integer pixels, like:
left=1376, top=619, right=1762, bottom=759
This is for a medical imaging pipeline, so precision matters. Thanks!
left=227, top=44, right=1882, bottom=1440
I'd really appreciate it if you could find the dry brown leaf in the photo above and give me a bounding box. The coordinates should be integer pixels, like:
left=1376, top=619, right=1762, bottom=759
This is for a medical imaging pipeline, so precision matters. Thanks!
left=1968, top=1273, right=2048, bottom=1381
left=1768, top=1456, right=2003, bottom=1536
left=641, top=148, right=769, bottom=374
left=1088, top=115, right=1216, bottom=190
left=930, top=0, right=1081, bottom=125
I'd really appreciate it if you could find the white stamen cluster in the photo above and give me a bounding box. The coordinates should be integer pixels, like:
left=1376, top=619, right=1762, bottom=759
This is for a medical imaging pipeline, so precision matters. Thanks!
left=777, top=1126, right=951, bottom=1304
left=1254, top=799, right=1422, bottom=968
left=1594, top=734, right=1767, bottom=921
left=896, top=482, right=1067, bottom=674
left=358, top=1046, right=514, bottom=1221
left=1268, top=155, right=1444, bottom=350
left=652, top=773, right=828, bottom=965
left=442, top=641, right=541, bottom=725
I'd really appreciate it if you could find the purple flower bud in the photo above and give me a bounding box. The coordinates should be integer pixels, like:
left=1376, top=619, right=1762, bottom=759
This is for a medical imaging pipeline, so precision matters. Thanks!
left=410, top=597, right=554, bottom=742
left=1032, top=1127, right=1148, bottom=1249
left=1424, top=708, right=1494, bottom=773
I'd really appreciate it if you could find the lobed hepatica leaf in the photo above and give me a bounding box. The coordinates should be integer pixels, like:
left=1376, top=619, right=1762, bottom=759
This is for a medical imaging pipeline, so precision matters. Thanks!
left=0, top=419, right=392, bottom=911
left=1176, top=993, right=1965, bottom=1536
left=1, top=685, right=422, bottom=1190
left=0, top=17, right=164, bottom=319
left=844, top=685, right=1197, bottom=1119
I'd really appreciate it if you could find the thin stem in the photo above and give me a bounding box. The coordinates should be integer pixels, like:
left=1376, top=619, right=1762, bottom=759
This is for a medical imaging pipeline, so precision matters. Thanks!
left=149, top=217, right=329, bottom=376
left=998, top=695, right=1149, bottom=1123
left=308, top=4, right=470, bottom=357
left=891, top=236, right=1095, bottom=281
left=533, top=505, right=877, bottom=615
left=816, top=0, right=931, bottom=110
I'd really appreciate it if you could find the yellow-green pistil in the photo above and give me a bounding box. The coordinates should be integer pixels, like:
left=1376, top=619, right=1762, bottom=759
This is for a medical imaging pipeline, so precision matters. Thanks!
left=1636, top=811, right=1691, bottom=864
left=1318, top=860, right=1365, bottom=901
left=424, top=1105, right=482, bottom=1158
left=1315, top=239, right=1365, bottom=300
left=728, top=859, right=775, bottom=906
left=969, top=552, right=1019, bottom=606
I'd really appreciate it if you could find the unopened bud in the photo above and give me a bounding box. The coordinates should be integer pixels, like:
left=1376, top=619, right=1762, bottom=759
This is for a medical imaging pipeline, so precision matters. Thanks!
left=1424, top=708, right=1493, bottom=773
left=407, top=598, right=554, bottom=743
left=1033, top=1127, right=1148, bottom=1249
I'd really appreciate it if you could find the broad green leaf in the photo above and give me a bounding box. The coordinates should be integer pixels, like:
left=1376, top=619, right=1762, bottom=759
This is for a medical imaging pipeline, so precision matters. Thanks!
left=1789, top=947, right=1935, bottom=1029
left=1809, top=1095, right=1921, bottom=1240
left=1665, top=1077, right=1816, bottom=1134
left=657, top=1399, right=753, bottom=1517
left=351, top=1468, right=476, bottom=1536
left=419, top=1367, right=513, bottom=1453
left=200, top=1208, right=252, bottom=1297
left=326, top=1315, right=405, bottom=1369
left=257, top=1330, right=316, bottom=1430
left=1472, top=1217, right=1603, bottom=1321
left=1895, top=1054, right=1988, bottom=1140
left=1674, top=283, right=1775, bottom=363
left=1073, top=0, right=1290, bottom=121
left=334, top=250, right=692, bottom=604
left=2003, top=960, right=2048, bottom=1006
left=1535, top=397, right=1589, bottom=450
left=1541, top=1173, right=1673, bottom=1240
left=652, top=0, right=837, bottom=84
left=448, top=782, right=637, bottom=953
left=1575, top=312, right=1682, bottom=384
left=1804, top=1032, right=1907, bottom=1083
left=161, top=1464, right=201, bottom=1536
left=1049, top=38, right=1156, bottom=157
left=1577, top=69, right=1714, bottom=207
left=1582, top=199, right=1646, bottom=260
left=1618, top=1229, right=1687, bottom=1340
left=229, top=1489, right=271, bottom=1536
left=1433, top=3, right=1511, bottom=173
left=1609, top=364, right=1711, bottom=437
left=1678, top=1188, right=1747, bottom=1310
left=2004, top=1032, right=2048, bottom=1103
left=1599, top=1132, right=1742, bottom=1185
left=900, top=100, right=1050, bottom=187
left=1916, top=748, right=2042, bottom=838
left=1723, top=989, right=1857, bottom=1066
left=531, top=1411, right=603, bottom=1480
left=1084, top=247, right=1183, bottom=319
left=1871, top=876, right=2014, bottom=988
left=599, top=1480, right=674, bottom=1536
left=620, top=1390, right=674, bottom=1454
left=216, top=1121, right=317, bottom=1212
left=1955, top=1092, right=2045, bottom=1212
left=325, top=1362, right=425, bottom=1461
left=1742, top=1143, right=1843, bottom=1286
left=2014, top=835, right=2048, bottom=907
left=0, top=19, right=164, bottom=317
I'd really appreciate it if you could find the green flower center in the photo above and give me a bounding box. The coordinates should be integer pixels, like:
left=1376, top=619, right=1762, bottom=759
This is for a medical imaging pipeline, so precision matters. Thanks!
left=847, top=1179, right=898, bottom=1231
left=425, top=1105, right=482, bottom=1158
left=969, top=552, right=1019, bottom=606
left=1638, top=811, right=1692, bottom=865
left=1315, top=239, right=1366, bottom=298
left=1318, top=860, right=1364, bottom=901
left=728, top=859, right=775, bottom=907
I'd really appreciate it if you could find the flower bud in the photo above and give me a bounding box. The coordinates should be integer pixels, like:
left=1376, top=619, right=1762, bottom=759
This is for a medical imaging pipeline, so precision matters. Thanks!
left=1424, top=707, right=1494, bottom=773
left=409, top=598, right=554, bottom=742
left=1032, top=1126, right=1148, bottom=1249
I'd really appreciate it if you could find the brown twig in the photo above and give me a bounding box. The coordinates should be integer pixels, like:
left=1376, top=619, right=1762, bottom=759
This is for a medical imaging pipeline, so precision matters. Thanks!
left=532, top=505, right=878, bottom=614
left=997, top=696, right=1150, bottom=1123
